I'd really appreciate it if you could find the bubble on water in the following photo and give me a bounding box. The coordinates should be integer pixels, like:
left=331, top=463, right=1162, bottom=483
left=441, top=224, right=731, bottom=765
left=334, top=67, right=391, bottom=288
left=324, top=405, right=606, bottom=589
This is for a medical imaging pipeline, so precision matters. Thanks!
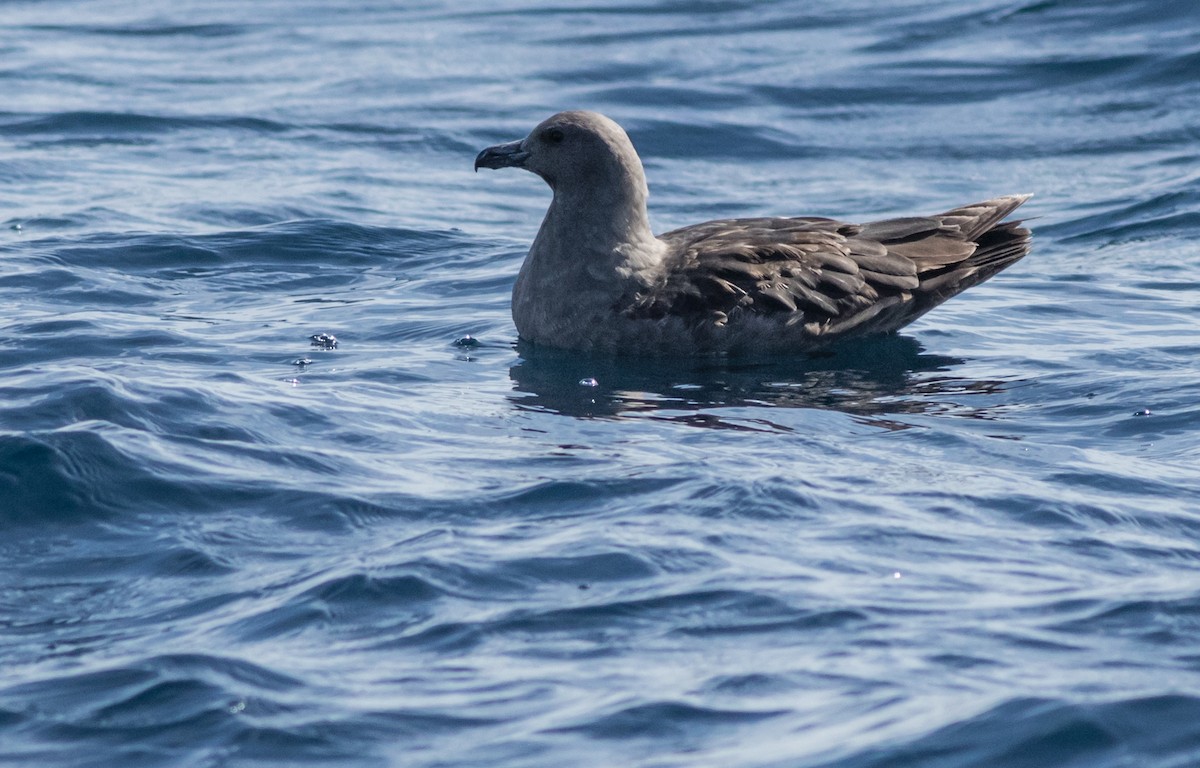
left=292, top=358, right=312, bottom=367
left=453, top=335, right=482, bottom=348
left=309, top=333, right=338, bottom=349
left=579, top=377, right=599, bottom=387
left=1132, top=408, right=1151, bottom=417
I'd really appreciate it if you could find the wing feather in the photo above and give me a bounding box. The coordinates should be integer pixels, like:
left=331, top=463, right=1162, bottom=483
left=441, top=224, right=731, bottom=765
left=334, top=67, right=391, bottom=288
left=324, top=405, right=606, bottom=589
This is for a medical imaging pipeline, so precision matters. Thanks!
left=630, top=195, right=1029, bottom=340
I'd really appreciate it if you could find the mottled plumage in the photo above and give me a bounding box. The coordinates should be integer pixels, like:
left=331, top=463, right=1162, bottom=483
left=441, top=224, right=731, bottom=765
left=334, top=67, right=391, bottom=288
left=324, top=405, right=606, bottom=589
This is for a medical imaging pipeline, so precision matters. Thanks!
left=476, top=111, right=1031, bottom=356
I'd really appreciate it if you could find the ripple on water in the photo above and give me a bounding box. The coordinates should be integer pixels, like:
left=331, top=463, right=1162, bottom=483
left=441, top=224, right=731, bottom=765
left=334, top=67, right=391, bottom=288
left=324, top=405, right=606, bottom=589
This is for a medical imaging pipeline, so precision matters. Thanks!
left=2, top=0, right=1200, bottom=766
left=829, top=695, right=1200, bottom=768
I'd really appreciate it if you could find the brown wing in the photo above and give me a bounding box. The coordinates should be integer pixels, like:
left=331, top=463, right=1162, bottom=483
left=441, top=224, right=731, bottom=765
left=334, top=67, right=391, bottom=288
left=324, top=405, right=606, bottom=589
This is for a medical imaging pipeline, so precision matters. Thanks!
left=628, top=195, right=1030, bottom=339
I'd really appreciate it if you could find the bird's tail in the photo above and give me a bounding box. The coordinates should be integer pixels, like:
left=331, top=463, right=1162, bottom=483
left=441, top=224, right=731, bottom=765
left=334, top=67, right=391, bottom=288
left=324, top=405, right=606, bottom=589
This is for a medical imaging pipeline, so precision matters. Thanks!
left=917, top=194, right=1032, bottom=299
left=867, top=194, right=1032, bottom=334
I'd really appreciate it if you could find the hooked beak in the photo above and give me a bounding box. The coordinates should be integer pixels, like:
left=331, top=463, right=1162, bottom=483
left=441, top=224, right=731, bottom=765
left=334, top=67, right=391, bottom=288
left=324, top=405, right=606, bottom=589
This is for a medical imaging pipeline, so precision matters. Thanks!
left=474, top=140, right=530, bottom=172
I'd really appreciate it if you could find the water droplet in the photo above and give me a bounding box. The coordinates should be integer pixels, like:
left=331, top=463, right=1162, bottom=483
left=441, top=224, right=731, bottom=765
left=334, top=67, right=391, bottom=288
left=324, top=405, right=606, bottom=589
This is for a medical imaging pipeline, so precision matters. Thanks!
left=892, top=571, right=902, bottom=579
left=453, top=335, right=482, bottom=348
left=309, top=333, right=338, bottom=349
left=10, top=223, right=22, bottom=232
left=1132, top=408, right=1151, bottom=417
left=579, top=377, right=599, bottom=387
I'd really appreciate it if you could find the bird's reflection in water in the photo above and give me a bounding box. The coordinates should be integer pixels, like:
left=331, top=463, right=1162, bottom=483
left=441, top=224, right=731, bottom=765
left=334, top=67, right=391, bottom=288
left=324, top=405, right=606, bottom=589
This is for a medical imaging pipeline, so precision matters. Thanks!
left=508, top=336, right=1010, bottom=431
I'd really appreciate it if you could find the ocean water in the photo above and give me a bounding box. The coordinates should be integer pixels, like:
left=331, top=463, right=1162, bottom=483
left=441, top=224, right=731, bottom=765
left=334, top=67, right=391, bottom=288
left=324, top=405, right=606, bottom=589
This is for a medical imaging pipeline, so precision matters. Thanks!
left=2, top=0, right=1200, bottom=765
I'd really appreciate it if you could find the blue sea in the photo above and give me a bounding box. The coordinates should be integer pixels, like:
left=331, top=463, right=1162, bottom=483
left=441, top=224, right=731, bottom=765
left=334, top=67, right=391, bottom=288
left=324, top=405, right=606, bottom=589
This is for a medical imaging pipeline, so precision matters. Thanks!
left=3, top=1, right=1200, bottom=766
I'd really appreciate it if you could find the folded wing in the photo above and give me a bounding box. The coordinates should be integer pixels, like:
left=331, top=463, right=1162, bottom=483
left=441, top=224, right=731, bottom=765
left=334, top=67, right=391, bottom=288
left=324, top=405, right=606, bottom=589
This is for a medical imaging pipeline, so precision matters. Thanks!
left=629, top=195, right=1031, bottom=339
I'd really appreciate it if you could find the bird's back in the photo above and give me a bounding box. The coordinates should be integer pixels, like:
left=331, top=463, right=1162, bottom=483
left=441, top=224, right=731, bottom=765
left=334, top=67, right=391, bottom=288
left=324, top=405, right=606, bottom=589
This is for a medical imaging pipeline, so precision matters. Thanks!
left=617, top=194, right=1031, bottom=352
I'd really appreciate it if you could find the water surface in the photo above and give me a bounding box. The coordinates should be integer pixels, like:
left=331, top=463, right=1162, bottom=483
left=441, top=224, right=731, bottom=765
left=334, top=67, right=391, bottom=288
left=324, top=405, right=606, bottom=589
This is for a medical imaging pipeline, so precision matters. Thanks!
left=3, top=1, right=1200, bottom=766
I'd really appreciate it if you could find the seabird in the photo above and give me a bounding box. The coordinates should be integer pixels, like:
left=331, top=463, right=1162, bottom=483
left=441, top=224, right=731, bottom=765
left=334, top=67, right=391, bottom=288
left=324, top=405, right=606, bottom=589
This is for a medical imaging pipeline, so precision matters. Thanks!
left=476, top=110, right=1031, bottom=356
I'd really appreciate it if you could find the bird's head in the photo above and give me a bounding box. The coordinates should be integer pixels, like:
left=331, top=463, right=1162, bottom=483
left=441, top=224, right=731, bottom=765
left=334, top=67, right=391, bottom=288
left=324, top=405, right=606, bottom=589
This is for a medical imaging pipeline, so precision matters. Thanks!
left=474, top=110, right=644, bottom=194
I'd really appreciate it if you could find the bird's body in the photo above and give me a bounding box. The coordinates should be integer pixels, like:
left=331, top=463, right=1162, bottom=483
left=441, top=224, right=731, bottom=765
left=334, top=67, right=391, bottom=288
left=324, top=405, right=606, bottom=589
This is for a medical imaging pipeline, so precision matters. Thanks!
left=476, top=111, right=1031, bottom=356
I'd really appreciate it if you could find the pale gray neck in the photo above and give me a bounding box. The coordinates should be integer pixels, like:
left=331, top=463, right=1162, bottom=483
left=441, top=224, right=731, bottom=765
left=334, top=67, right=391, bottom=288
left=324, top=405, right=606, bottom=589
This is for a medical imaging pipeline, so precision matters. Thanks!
left=512, top=177, right=665, bottom=344
left=533, top=167, right=663, bottom=284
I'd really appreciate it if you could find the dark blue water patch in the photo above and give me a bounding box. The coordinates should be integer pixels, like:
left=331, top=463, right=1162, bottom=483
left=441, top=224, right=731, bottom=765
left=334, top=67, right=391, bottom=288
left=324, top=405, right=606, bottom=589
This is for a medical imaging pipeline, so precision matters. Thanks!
left=755, top=55, right=1154, bottom=116
left=750, top=83, right=957, bottom=115
left=2, top=210, right=134, bottom=234
left=263, top=553, right=668, bottom=640
left=864, top=0, right=1200, bottom=54
left=0, top=111, right=291, bottom=140
left=858, top=4, right=1034, bottom=53
left=1051, top=596, right=1200, bottom=645
left=553, top=700, right=785, bottom=741
left=92, top=545, right=236, bottom=580
left=1000, top=0, right=1200, bottom=31
left=321, top=125, right=481, bottom=156
left=169, top=205, right=324, bottom=230
left=0, top=430, right=261, bottom=524
left=1139, top=46, right=1200, bottom=88
left=0, top=328, right=194, bottom=371
left=0, top=654, right=316, bottom=767
left=452, top=0, right=854, bottom=22
left=372, top=619, right=483, bottom=656
left=501, top=552, right=658, bottom=585
left=882, top=54, right=1150, bottom=95
left=0, top=265, right=83, bottom=291
left=541, top=60, right=667, bottom=88
left=0, top=428, right=451, bottom=527
left=24, top=235, right=221, bottom=272
left=0, top=379, right=162, bottom=435
left=0, top=433, right=130, bottom=524
left=1037, top=188, right=1199, bottom=243
left=1071, top=211, right=1200, bottom=246
left=20, top=221, right=473, bottom=275
left=675, top=606, right=868, bottom=637
left=669, top=479, right=826, bottom=523
left=25, top=23, right=250, bottom=39
left=225, top=598, right=333, bottom=646
left=228, top=569, right=466, bottom=645
left=506, top=336, right=986, bottom=423
left=925, top=652, right=1006, bottom=671
left=583, top=83, right=760, bottom=113
left=630, top=118, right=806, bottom=161
left=533, top=2, right=888, bottom=47
left=88, top=678, right=241, bottom=732
left=7, top=652, right=301, bottom=706
left=1042, top=469, right=1197, bottom=506
left=495, top=589, right=822, bottom=641
left=303, top=572, right=443, bottom=608
left=1102, top=404, right=1200, bottom=440
left=374, top=587, right=834, bottom=660
left=50, top=285, right=162, bottom=307
left=464, top=476, right=688, bottom=519
left=704, top=671, right=806, bottom=696
left=831, top=695, right=1200, bottom=768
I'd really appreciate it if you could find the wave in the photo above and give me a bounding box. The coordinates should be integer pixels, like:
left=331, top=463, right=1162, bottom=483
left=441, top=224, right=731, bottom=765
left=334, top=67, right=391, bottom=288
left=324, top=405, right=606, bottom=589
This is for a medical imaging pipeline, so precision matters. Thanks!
left=831, top=695, right=1200, bottom=768
left=0, top=111, right=291, bottom=137
left=11, top=221, right=473, bottom=272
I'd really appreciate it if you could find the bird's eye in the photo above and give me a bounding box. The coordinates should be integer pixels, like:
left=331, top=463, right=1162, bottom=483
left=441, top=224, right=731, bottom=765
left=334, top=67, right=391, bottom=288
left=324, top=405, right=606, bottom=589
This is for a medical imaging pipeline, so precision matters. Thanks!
left=544, top=127, right=565, bottom=144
